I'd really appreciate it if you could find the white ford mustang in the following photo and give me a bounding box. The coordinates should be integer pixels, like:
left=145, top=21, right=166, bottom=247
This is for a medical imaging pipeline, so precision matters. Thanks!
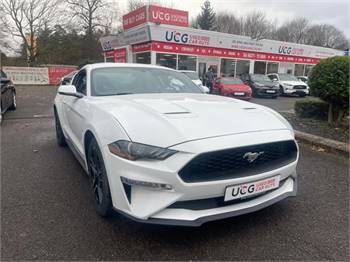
left=54, top=63, right=298, bottom=226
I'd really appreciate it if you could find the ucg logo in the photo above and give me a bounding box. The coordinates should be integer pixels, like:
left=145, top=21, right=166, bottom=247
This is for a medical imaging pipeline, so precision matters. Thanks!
left=165, top=31, right=189, bottom=43
left=278, top=46, right=292, bottom=54
left=232, top=185, right=255, bottom=197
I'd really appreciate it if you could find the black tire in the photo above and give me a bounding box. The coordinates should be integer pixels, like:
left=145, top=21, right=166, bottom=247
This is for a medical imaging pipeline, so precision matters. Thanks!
left=54, top=109, right=67, bottom=147
left=299, top=93, right=306, bottom=97
left=8, top=91, right=16, bottom=110
left=272, top=95, right=278, bottom=99
left=86, top=137, right=112, bottom=217
left=279, top=85, right=285, bottom=96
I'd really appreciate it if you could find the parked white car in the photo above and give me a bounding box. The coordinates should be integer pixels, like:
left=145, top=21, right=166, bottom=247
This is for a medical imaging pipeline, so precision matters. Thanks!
left=54, top=63, right=298, bottom=226
left=267, top=73, right=309, bottom=97
left=179, top=70, right=209, bottom=93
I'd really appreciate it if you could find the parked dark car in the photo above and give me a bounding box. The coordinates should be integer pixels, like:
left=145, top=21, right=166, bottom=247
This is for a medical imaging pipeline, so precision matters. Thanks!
left=1, top=70, right=16, bottom=123
left=240, top=73, right=279, bottom=98
left=60, top=70, right=77, bottom=85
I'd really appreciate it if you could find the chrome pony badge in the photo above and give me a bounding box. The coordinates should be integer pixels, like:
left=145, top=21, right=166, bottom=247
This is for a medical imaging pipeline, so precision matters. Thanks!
left=243, top=151, right=264, bottom=163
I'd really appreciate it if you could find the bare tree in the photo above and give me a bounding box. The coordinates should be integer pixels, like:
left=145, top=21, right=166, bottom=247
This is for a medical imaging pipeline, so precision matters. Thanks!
left=305, top=24, right=348, bottom=49
left=127, top=0, right=173, bottom=12
left=127, top=0, right=144, bottom=12
left=216, top=12, right=241, bottom=35
left=0, top=0, right=60, bottom=66
left=275, top=17, right=309, bottom=43
left=242, top=11, right=272, bottom=40
left=66, top=0, right=115, bottom=37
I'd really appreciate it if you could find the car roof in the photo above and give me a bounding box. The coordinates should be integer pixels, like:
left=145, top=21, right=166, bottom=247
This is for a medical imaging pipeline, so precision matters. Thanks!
left=179, top=70, right=196, bottom=73
left=83, top=63, right=174, bottom=71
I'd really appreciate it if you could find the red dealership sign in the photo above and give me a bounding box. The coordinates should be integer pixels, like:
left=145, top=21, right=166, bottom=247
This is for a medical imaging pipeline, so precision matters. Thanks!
left=48, top=66, right=77, bottom=85
left=149, top=5, right=188, bottom=27
left=122, top=5, right=188, bottom=30
left=105, top=48, right=127, bottom=63
left=123, top=6, right=147, bottom=30
left=151, top=41, right=319, bottom=64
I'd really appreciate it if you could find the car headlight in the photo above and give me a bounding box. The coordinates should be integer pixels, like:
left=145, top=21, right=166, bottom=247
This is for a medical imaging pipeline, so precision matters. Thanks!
left=255, top=83, right=264, bottom=87
left=108, top=140, right=177, bottom=160
left=283, top=83, right=293, bottom=87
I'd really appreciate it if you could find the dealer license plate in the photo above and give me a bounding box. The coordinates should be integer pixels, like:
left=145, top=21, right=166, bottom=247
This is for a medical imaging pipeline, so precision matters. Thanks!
left=224, top=175, right=280, bottom=201
left=234, top=92, right=245, bottom=96
left=266, top=90, right=276, bottom=93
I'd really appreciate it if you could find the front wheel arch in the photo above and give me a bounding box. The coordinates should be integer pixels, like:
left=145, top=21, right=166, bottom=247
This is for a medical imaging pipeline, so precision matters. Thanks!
left=84, top=130, right=96, bottom=161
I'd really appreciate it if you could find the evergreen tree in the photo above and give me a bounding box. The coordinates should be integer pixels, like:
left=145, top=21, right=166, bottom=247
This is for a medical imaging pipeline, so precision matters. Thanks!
left=197, top=0, right=216, bottom=31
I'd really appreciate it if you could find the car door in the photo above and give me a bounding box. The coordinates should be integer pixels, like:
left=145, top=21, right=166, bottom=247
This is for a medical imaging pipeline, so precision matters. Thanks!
left=63, top=70, right=89, bottom=155
left=213, top=78, right=222, bottom=94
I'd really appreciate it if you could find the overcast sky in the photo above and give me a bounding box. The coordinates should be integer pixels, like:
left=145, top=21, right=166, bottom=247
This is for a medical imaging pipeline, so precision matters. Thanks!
left=119, top=0, right=350, bottom=37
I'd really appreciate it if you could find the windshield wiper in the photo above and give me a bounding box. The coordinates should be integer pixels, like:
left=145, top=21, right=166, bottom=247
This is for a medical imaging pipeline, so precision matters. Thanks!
left=115, top=92, right=134, bottom=96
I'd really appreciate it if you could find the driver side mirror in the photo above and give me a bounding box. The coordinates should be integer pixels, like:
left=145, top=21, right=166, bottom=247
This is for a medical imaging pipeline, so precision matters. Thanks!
left=58, top=85, right=83, bottom=98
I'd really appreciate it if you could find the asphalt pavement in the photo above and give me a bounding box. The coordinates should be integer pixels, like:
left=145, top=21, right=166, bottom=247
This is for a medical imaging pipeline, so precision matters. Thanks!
left=1, top=86, right=349, bottom=260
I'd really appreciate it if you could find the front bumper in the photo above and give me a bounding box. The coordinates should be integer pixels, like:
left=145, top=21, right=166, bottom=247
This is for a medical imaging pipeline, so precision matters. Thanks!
left=255, top=87, right=279, bottom=97
left=103, top=130, right=298, bottom=226
left=284, top=87, right=310, bottom=95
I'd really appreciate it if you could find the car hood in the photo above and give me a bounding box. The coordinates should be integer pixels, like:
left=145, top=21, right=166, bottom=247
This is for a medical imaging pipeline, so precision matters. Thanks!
left=222, top=84, right=251, bottom=91
left=253, top=81, right=276, bottom=87
left=280, top=80, right=307, bottom=86
left=93, top=93, right=291, bottom=147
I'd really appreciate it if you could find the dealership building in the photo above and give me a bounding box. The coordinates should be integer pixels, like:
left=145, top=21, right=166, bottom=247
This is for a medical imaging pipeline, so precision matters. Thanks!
left=100, top=5, right=343, bottom=80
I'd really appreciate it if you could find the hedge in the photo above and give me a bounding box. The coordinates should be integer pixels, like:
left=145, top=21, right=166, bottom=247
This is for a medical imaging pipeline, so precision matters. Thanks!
left=295, top=99, right=329, bottom=120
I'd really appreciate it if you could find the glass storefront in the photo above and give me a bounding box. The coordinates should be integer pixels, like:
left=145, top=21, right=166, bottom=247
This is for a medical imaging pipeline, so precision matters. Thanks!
left=133, top=52, right=151, bottom=64
left=156, top=53, right=177, bottom=69
left=106, top=57, right=114, bottom=62
left=305, top=65, right=314, bottom=76
left=267, top=62, right=279, bottom=74
left=236, top=60, right=250, bottom=77
left=254, top=61, right=267, bottom=74
left=294, top=64, right=305, bottom=76
left=178, top=55, right=197, bottom=71
left=220, top=59, right=236, bottom=77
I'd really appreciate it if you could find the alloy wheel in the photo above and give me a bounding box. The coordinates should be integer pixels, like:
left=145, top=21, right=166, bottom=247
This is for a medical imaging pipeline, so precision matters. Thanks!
left=88, top=146, right=104, bottom=204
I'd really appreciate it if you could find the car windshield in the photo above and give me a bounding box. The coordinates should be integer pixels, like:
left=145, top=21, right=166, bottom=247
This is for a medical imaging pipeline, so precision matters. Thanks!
left=181, top=71, right=199, bottom=80
left=278, top=74, right=299, bottom=81
left=1, top=70, right=7, bottom=78
left=251, top=74, right=271, bottom=82
left=221, top=78, right=243, bottom=84
left=91, top=67, right=202, bottom=96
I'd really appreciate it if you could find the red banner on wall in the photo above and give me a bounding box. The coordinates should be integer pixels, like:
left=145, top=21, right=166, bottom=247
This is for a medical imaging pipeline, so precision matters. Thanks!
left=122, top=5, right=188, bottom=30
left=148, top=5, right=188, bottom=27
left=48, top=66, right=77, bottom=85
left=123, top=6, right=147, bottom=30
left=151, top=41, right=319, bottom=64
left=132, top=42, right=152, bottom=53
left=114, top=48, right=127, bottom=63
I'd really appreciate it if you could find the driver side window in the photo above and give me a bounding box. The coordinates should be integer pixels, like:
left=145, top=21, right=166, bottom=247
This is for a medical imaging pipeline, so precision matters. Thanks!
left=72, top=70, right=87, bottom=95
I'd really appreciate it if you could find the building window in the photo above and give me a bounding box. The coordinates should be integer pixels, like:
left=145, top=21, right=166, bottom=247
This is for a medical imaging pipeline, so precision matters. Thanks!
left=294, top=64, right=305, bottom=76
left=220, top=58, right=236, bottom=77
left=105, top=57, right=114, bottom=62
left=267, top=62, right=279, bottom=74
left=133, top=52, right=151, bottom=64
left=156, top=53, right=177, bottom=69
left=236, top=60, right=250, bottom=77
left=254, top=61, right=267, bottom=74
left=178, top=55, right=197, bottom=71
left=305, top=65, right=314, bottom=76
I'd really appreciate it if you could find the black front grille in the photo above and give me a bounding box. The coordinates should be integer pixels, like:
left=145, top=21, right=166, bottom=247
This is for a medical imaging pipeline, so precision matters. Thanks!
left=178, top=140, right=297, bottom=183
left=293, top=85, right=306, bottom=89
